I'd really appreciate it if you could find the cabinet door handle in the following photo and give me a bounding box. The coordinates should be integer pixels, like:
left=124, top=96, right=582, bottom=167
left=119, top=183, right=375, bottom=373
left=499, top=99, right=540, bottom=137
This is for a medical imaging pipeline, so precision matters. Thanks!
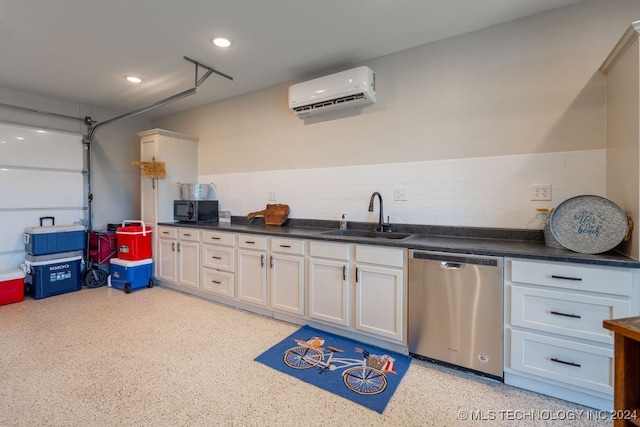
left=177, top=242, right=181, bottom=252
left=550, top=310, right=581, bottom=319
left=355, top=267, right=359, bottom=283
left=211, top=280, right=221, bottom=285
left=171, top=242, right=175, bottom=252
left=270, top=256, right=274, bottom=268
left=343, top=265, right=346, bottom=280
left=550, top=357, right=581, bottom=368
left=211, top=256, right=222, bottom=260
left=261, top=254, right=264, bottom=267
left=551, top=275, right=582, bottom=281
left=279, top=244, right=291, bottom=248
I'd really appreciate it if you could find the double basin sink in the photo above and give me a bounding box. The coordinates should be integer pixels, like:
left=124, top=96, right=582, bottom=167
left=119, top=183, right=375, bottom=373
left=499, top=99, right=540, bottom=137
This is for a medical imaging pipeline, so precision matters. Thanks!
left=319, top=229, right=412, bottom=240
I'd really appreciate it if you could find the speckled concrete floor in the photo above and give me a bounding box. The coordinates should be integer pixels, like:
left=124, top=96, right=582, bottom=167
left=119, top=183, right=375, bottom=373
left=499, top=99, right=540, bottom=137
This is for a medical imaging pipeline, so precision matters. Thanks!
left=0, top=286, right=613, bottom=426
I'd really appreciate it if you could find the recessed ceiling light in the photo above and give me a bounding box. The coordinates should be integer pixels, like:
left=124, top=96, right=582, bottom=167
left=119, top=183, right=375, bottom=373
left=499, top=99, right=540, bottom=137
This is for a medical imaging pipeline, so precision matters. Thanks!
left=16, top=136, right=24, bottom=140
left=125, top=76, right=142, bottom=83
left=211, top=35, right=233, bottom=48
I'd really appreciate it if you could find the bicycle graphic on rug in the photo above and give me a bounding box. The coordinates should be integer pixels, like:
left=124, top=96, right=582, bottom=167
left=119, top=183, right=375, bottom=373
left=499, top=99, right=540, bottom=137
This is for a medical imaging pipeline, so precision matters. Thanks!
left=283, top=336, right=397, bottom=395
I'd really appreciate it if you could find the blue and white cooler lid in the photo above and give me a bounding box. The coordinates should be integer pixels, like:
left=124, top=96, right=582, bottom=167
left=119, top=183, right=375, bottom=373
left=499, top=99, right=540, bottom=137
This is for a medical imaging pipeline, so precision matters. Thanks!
left=24, top=225, right=85, bottom=234
left=110, top=258, right=153, bottom=267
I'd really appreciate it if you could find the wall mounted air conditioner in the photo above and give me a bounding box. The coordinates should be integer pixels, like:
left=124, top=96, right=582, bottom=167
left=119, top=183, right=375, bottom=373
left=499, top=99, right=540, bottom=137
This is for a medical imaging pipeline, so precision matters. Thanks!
left=288, top=66, right=376, bottom=117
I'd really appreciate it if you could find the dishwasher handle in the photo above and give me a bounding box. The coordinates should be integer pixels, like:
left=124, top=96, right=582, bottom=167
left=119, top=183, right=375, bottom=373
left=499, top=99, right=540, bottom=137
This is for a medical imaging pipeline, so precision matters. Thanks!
left=410, top=250, right=503, bottom=268
left=440, top=262, right=464, bottom=270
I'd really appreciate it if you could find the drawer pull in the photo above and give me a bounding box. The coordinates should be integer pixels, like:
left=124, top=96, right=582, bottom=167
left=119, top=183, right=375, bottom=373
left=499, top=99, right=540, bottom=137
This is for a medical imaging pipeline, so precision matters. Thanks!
left=211, top=256, right=222, bottom=260
left=245, top=241, right=256, bottom=244
left=550, top=357, right=581, bottom=368
left=162, top=231, right=170, bottom=235
left=210, top=236, right=221, bottom=240
left=184, top=233, right=191, bottom=237
left=551, top=275, right=582, bottom=281
left=550, top=310, right=582, bottom=319
left=211, top=280, right=221, bottom=285
left=279, top=244, right=291, bottom=248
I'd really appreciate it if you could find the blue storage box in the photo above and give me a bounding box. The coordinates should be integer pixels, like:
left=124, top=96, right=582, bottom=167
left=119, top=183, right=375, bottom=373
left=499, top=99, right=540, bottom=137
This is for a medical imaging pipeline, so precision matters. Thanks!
left=23, top=251, right=83, bottom=299
left=24, top=225, right=86, bottom=256
left=109, top=258, right=153, bottom=294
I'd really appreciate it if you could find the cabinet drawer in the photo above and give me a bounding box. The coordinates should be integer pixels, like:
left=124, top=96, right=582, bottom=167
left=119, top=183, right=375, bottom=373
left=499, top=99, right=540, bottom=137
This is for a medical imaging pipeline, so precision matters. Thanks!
left=510, top=285, right=630, bottom=344
left=201, top=268, right=235, bottom=298
left=178, top=228, right=200, bottom=242
left=237, top=234, right=268, bottom=250
left=201, top=245, right=235, bottom=271
left=157, top=226, right=177, bottom=239
left=509, top=329, right=613, bottom=395
left=309, top=241, right=350, bottom=260
left=271, top=237, right=305, bottom=255
left=509, top=259, right=633, bottom=296
left=356, top=245, right=404, bottom=268
left=201, top=230, right=235, bottom=247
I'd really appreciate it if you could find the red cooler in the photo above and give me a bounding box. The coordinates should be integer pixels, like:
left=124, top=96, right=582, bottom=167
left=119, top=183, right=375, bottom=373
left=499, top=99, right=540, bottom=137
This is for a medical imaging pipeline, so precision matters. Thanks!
left=0, top=269, right=25, bottom=305
left=116, top=220, right=152, bottom=261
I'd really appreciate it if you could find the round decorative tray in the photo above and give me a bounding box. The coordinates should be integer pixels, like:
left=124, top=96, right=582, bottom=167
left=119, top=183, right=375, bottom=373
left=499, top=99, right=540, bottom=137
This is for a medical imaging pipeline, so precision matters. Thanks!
left=549, top=195, right=628, bottom=254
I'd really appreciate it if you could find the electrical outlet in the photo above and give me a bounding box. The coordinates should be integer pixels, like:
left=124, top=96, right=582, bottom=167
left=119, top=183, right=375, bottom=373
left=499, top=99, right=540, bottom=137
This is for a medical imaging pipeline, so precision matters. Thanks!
left=393, top=187, right=408, bottom=201
left=268, top=191, right=277, bottom=201
left=530, top=184, right=552, bottom=201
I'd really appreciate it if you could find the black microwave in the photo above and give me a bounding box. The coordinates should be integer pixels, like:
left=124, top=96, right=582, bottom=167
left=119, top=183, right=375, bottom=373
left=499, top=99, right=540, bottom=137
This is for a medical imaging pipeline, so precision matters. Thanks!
left=174, top=200, right=219, bottom=222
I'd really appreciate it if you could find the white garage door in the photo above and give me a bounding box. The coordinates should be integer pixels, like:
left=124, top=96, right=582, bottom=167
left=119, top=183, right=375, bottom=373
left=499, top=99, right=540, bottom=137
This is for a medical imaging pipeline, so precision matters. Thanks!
left=0, top=122, right=85, bottom=269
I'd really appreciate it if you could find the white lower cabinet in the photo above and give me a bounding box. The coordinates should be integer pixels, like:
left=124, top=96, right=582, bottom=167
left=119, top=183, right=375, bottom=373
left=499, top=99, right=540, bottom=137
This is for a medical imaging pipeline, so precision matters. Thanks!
left=270, top=237, right=305, bottom=316
left=308, top=241, right=351, bottom=327
left=156, top=226, right=200, bottom=289
left=510, top=329, right=613, bottom=395
left=237, top=234, right=269, bottom=307
left=157, top=226, right=178, bottom=283
left=200, top=230, right=236, bottom=297
left=355, top=245, right=405, bottom=343
left=504, top=258, right=639, bottom=411
left=309, top=242, right=406, bottom=344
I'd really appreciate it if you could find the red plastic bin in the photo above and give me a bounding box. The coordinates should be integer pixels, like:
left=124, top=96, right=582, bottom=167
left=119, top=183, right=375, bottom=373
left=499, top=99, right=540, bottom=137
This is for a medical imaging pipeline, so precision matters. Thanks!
left=0, top=269, right=25, bottom=305
left=116, top=220, right=152, bottom=261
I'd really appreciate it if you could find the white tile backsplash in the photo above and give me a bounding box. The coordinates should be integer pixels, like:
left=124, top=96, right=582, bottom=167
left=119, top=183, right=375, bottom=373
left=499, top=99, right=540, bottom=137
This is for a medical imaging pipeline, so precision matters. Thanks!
left=201, top=149, right=606, bottom=230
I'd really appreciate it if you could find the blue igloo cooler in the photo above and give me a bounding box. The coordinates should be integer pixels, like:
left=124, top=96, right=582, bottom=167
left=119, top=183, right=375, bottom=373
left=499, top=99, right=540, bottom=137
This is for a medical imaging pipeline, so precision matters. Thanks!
left=24, top=225, right=86, bottom=256
left=23, top=251, right=83, bottom=299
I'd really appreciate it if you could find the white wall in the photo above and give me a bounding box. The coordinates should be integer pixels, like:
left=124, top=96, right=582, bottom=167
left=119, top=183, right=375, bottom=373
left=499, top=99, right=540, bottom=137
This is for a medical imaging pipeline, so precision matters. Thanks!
left=151, top=0, right=640, bottom=231
left=156, top=0, right=639, bottom=173
left=603, top=31, right=640, bottom=258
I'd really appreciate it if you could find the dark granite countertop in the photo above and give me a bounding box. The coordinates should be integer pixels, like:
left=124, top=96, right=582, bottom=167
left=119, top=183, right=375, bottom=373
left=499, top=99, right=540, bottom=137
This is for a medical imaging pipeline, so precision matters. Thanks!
left=158, top=217, right=640, bottom=268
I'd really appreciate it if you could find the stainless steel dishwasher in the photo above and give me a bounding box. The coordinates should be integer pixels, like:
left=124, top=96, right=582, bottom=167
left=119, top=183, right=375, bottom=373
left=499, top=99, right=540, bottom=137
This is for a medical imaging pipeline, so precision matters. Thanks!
left=408, top=250, right=504, bottom=379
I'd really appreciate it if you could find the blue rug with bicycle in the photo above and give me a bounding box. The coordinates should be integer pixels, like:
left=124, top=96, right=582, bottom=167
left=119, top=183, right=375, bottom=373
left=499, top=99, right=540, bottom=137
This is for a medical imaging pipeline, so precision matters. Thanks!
left=254, top=325, right=412, bottom=413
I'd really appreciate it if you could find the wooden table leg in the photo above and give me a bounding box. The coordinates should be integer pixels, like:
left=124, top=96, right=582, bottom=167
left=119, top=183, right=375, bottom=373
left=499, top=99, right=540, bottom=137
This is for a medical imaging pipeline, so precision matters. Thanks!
left=613, top=334, right=640, bottom=427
